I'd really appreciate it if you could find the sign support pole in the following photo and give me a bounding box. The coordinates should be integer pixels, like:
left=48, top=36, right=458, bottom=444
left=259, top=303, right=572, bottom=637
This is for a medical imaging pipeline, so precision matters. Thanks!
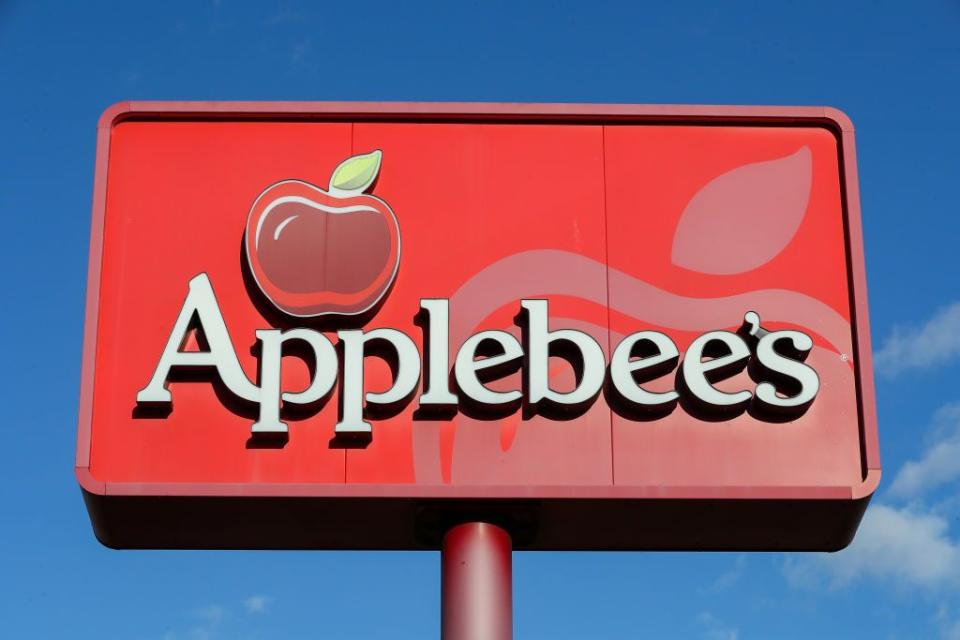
left=441, top=522, right=512, bottom=640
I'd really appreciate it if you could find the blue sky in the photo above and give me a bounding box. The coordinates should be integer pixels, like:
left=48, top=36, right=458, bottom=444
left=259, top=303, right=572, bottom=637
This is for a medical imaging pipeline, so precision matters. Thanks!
left=2, top=0, right=960, bottom=637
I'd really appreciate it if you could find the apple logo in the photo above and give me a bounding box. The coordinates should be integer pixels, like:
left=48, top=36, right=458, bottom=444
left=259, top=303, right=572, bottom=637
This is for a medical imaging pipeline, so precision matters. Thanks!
left=245, top=150, right=400, bottom=318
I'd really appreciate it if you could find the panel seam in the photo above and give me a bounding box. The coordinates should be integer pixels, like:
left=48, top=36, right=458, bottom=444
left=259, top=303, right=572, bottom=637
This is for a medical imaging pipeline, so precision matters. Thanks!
left=601, top=125, right=615, bottom=487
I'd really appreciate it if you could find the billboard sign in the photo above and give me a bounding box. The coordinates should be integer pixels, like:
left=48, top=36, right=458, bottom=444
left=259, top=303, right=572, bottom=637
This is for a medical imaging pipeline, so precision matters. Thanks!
left=77, top=102, right=879, bottom=550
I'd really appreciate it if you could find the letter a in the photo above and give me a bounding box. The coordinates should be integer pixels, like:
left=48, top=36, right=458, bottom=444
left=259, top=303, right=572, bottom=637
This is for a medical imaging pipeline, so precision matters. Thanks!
left=136, top=273, right=259, bottom=406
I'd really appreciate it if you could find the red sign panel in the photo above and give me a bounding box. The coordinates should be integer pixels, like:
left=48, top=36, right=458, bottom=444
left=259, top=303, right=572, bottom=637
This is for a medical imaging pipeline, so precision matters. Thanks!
left=77, top=102, right=879, bottom=550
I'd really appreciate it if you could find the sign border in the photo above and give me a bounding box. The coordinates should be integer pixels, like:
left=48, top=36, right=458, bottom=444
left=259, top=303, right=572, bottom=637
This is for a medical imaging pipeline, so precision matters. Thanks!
left=76, top=102, right=879, bottom=548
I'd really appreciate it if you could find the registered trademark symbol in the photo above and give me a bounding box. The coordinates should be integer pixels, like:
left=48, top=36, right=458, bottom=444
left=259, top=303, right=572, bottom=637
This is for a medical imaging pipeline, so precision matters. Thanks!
left=840, top=353, right=849, bottom=362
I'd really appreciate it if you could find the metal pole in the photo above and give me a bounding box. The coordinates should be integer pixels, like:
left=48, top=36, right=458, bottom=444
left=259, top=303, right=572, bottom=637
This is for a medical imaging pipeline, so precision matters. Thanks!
left=441, top=522, right=512, bottom=640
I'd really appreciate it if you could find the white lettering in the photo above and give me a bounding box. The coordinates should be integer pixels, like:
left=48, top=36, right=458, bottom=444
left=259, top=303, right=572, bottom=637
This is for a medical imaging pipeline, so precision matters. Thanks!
left=336, top=328, right=421, bottom=434
left=136, top=273, right=258, bottom=405
left=681, top=331, right=752, bottom=409
left=610, top=331, right=680, bottom=408
left=136, top=275, right=824, bottom=442
left=522, top=299, right=605, bottom=408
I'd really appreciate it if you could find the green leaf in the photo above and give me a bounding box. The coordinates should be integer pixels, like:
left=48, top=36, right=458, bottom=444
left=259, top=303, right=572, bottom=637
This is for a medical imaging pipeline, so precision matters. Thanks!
left=329, top=149, right=382, bottom=194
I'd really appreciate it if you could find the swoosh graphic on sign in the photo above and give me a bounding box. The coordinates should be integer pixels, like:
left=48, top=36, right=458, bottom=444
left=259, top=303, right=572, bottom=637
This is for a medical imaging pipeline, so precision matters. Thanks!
left=412, top=249, right=853, bottom=485
left=447, top=249, right=851, bottom=355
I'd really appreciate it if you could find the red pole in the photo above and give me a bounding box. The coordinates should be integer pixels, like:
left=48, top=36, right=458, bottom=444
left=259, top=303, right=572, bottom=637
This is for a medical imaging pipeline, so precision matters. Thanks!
left=441, top=522, right=512, bottom=640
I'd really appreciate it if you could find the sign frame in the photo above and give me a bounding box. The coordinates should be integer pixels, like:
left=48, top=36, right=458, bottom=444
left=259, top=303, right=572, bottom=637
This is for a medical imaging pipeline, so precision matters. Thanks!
left=77, top=101, right=879, bottom=550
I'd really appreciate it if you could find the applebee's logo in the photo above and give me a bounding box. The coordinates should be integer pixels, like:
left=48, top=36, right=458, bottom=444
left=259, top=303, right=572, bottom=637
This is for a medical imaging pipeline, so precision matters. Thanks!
left=135, top=150, right=822, bottom=443
left=245, top=150, right=399, bottom=318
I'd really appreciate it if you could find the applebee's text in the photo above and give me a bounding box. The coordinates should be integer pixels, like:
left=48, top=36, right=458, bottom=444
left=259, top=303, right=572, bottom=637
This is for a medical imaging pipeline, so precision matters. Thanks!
left=136, top=274, right=820, bottom=439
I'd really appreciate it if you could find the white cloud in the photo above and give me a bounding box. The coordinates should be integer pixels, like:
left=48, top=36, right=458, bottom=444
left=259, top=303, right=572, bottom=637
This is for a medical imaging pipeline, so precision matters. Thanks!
left=701, top=555, right=747, bottom=594
left=945, top=617, right=960, bottom=640
left=163, top=605, right=225, bottom=640
left=161, top=596, right=271, bottom=639
left=784, top=503, right=960, bottom=589
left=875, top=302, right=960, bottom=377
left=890, top=403, right=960, bottom=499
left=935, top=604, right=960, bottom=640
left=195, top=605, right=225, bottom=624
left=697, top=612, right=739, bottom=640
left=244, top=595, right=270, bottom=614
left=783, top=399, right=960, bottom=631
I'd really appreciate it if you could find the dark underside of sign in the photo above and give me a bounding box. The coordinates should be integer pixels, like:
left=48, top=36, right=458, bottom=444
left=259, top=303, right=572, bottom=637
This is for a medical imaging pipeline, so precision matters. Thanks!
left=82, top=491, right=871, bottom=551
